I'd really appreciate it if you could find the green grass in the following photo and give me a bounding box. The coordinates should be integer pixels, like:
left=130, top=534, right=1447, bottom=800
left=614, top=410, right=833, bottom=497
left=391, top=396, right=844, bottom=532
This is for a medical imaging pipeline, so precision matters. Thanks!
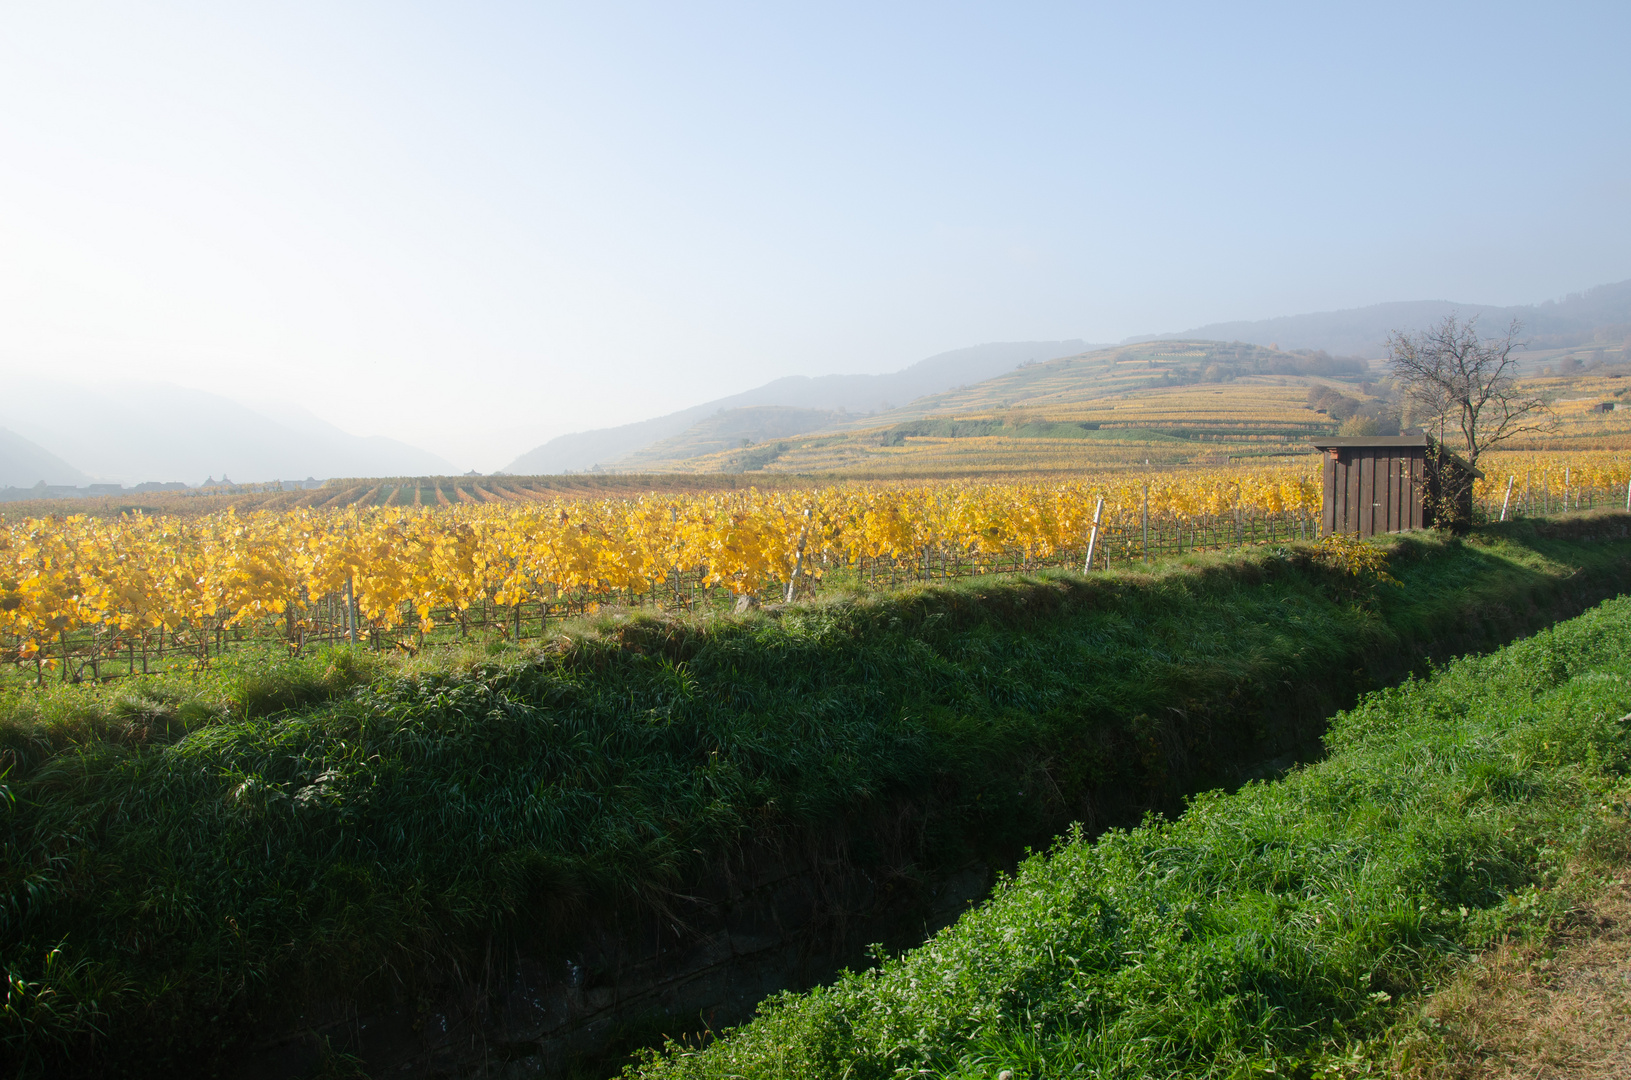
left=0, top=518, right=1628, bottom=1076
left=627, top=568, right=1631, bottom=1079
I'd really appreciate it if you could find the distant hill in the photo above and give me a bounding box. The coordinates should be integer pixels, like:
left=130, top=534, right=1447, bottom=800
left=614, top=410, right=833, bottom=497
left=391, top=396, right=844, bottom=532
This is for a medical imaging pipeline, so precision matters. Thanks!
left=0, top=381, right=457, bottom=485
left=0, top=426, right=94, bottom=488
left=1137, top=279, right=1631, bottom=357
left=503, top=340, right=1093, bottom=474
left=514, top=279, right=1631, bottom=476
left=841, top=339, right=1365, bottom=426
left=636, top=334, right=1628, bottom=478
left=612, top=407, right=844, bottom=470
left=613, top=340, right=1376, bottom=474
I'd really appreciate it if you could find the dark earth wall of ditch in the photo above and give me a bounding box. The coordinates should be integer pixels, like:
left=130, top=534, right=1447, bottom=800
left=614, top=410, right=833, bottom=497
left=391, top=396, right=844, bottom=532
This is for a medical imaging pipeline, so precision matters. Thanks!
left=211, top=520, right=1631, bottom=1078
left=241, top=844, right=995, bottom=1079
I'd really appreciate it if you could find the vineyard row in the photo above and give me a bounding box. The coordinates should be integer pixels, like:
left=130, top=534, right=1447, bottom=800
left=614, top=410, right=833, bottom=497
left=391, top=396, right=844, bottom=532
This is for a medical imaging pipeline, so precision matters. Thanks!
left=4, top=459, right=1628, bottom=686
left=6, top=510, right=1325, bottom=686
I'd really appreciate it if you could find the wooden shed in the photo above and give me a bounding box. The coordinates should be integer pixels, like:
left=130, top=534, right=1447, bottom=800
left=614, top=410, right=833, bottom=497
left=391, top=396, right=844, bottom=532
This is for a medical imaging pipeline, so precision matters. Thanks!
left=1311, top=435, right=1482, bottom=537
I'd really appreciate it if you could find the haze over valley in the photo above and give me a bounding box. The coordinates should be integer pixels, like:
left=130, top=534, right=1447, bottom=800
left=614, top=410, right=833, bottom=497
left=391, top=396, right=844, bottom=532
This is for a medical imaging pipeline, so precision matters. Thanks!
left=0, top=380, right=454, bottom=491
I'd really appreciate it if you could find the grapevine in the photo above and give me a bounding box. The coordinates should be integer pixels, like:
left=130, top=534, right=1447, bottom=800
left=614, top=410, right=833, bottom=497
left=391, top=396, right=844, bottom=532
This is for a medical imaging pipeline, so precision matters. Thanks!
left=3, top=454, right=1624, bottom=682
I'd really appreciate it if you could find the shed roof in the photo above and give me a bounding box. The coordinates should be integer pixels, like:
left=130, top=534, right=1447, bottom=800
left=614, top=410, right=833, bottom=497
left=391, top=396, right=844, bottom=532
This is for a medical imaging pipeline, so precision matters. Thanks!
left=1308, top=435, right=1428, bottom=450
left=1308, top=434, right=1484, bottom=479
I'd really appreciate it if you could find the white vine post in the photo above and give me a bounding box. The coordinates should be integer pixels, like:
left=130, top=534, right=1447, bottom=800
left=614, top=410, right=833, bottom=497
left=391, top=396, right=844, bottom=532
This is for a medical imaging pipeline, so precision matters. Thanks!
left=1625, top=476, right=1630, bottom=513
left=1084, top=496, right=1104, bottom=572
left=1499, top=475, right=1514, bottom=522
left=784, top=507, right=813, bottom=604
left=1142, top=483, right=1150, bottom=562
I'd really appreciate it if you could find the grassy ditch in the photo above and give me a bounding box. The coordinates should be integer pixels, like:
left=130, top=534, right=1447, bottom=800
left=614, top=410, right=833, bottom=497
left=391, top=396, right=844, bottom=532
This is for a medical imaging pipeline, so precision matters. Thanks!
left=628, top=580, right=1631, bottom=1078
left=0, top=518, right=1629, bottom=1076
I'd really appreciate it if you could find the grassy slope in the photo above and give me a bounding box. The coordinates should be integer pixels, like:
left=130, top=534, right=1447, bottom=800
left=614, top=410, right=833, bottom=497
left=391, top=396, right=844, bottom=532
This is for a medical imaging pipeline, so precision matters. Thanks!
left=630, top=574, right=1631, bottom=1079
left=1, top=519, right=1628, bottom=1075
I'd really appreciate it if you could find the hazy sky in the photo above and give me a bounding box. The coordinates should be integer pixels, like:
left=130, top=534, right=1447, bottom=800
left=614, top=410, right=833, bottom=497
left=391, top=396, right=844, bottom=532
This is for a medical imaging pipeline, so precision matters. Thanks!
left=2, top=2, right=1628, bottom=470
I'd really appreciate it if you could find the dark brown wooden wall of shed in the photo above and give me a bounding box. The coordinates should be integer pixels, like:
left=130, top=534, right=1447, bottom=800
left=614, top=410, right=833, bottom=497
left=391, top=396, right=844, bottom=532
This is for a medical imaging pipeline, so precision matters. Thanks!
left=1321, top=448, right=1427, bottom=537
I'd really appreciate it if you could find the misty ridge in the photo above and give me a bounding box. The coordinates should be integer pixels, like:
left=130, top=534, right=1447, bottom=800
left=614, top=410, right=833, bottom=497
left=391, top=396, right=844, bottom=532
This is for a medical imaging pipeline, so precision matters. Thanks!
left=4, top=279, right=1631, bottom=495
left=1131, top=278, right=1631, bottom=356
left=0, top=381, right=456, bottom=494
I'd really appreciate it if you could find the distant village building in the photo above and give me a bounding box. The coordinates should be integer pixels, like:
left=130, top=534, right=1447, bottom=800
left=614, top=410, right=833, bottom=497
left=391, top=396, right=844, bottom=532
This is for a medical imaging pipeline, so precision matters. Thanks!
left=1311, top=435, right=1482, bottom=537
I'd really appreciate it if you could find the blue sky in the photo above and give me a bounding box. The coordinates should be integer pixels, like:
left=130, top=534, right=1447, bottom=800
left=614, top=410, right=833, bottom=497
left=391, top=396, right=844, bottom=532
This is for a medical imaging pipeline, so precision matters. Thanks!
left=1, top=2, right=1627, bottom=468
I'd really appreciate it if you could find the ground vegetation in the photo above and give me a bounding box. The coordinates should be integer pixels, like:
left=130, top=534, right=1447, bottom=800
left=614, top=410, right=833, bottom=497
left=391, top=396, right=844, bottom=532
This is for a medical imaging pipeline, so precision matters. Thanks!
left=1, top=518, right=1627, bottom=1075
left=627, top=580, right=1631, bottom=1079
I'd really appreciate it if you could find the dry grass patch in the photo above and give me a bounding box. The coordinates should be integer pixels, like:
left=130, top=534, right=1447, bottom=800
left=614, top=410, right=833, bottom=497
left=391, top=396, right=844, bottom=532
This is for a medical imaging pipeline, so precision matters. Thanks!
left=1404, top=875, right=1631, bottom=1079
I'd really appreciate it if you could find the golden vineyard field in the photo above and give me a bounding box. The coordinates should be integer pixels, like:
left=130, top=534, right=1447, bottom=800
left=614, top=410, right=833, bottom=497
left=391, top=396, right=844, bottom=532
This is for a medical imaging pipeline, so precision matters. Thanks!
left=3, top=453, right=1628, bottom=681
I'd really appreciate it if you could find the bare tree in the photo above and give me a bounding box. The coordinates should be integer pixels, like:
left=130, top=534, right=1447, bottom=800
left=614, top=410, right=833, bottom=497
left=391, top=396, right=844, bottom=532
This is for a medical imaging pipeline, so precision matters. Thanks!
left=1386, top=315, right=1551, bottom=466
left=1386, top=315, right=1553, bottom=528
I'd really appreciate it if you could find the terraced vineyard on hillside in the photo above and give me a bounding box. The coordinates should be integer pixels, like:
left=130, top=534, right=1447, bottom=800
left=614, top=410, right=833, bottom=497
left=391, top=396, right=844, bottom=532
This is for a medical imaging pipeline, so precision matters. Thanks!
left=604, top=340, right=1631, bottom=476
